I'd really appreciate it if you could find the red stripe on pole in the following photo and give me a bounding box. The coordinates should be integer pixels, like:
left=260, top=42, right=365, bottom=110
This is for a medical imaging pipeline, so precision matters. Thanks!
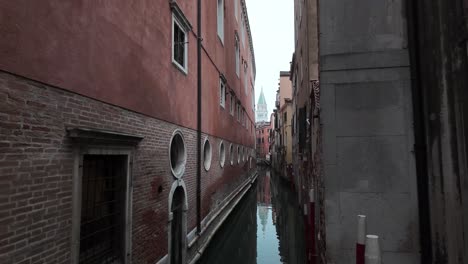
left=356, top=243, right=365, bottom=264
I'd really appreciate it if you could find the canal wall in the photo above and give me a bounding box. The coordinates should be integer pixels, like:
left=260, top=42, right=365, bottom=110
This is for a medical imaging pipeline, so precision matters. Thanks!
left=185, top=171, right=258, bottom=264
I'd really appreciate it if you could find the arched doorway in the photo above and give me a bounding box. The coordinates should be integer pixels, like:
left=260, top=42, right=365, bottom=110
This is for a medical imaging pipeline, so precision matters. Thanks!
left=170, top=187, right=184, bottom=264
left=168, top=180, right=187, bottom=264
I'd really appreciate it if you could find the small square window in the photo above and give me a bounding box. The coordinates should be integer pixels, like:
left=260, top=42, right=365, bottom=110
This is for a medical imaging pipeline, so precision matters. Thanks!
left=172, top=15, right=188, bottom=73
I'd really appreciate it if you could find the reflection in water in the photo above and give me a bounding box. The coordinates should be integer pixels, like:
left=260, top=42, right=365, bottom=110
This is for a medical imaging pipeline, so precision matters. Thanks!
left=199, top=169, right=306, bottom=264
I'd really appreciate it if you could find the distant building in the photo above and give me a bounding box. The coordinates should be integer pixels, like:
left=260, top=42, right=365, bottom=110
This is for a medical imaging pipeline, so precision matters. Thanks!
left=256, top=87, right=269, bottom=122
left=272, top=71, right=293, bottom=178
left=256, top=121, right=272, bottom=159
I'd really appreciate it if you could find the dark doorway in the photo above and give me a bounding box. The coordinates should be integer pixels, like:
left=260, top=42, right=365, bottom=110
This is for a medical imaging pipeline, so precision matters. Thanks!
left=171, top=187, right=185, bottom=264
left=79, top=154, right=128, bottom=264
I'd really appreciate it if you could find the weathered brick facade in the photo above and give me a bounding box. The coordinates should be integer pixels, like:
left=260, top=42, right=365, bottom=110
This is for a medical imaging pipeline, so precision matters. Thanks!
left=0, top=72, right=256, bottom=263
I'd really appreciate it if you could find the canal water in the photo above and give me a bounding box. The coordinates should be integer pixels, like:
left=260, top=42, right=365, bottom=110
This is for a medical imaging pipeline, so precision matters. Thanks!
left=199, top=169, right=306, bottom=264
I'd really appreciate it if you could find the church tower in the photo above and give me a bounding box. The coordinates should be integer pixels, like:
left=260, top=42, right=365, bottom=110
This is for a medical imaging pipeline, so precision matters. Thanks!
left=256, top=87, right=268, bottom=122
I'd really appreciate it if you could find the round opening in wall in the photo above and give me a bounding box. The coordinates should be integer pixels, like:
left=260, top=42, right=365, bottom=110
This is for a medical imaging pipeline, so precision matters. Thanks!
left=219, top=141, right=226, bottom=168
left=242, top=147, right=245, bottom=162
left=237, top=146, right=240, bottom=164
left=230, top=144, right=234, bottom=165
left=203, top=138, right=212, bottom=171
left=169, top=130, right=186, bottom=178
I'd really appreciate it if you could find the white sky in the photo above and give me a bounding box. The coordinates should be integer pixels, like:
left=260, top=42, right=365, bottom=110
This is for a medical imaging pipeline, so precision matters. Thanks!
left=246, top=0, right=295, bottom=117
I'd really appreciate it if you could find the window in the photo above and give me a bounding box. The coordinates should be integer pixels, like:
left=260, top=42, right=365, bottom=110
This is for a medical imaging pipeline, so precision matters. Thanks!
left=220, top=78, right=226, bottom=108
left=284, top=112, right=287, bottom=124
left=237, top=103, right=241, bottom=122
left=240, top=13, right=245, bottom=47
left=244, top=65, right=248, bottom=94
left=241, top=110, right=243, bottom=126
left=219, top=141, right=226, bottom=168
left=230, top=94, right=235, bottom=116
left=230, top=144, right=234, bottom=165
left=217, top=0, right=224, bottom=42
left=235, top=35, right=240, bottom=77
left=170, top=130, right=187, bottom=178
left=172, top=14, right=188, bottom=73
left=234, top=0, right=238, bottom=22
left=251, top=87, right=255, bottom=110
left=243, top=110, right=245, bottom=126
left=203, top=138, right=212, bottom=171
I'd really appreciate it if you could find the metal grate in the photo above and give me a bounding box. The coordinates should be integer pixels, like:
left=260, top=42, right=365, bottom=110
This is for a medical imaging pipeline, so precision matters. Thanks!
left=80, top=155, right=127, bottom=264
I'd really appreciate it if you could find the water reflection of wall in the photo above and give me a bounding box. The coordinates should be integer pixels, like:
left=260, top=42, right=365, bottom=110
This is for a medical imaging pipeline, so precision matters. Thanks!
left=198, top=184, right=257, bottom=264
left=257, top=170, right=272, bottom=205
left=270, top=170, right=307, bottom=264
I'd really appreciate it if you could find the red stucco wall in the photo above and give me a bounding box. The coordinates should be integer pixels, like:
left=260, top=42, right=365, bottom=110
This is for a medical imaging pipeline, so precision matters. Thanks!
left=0, top=0, right=255, bottom=147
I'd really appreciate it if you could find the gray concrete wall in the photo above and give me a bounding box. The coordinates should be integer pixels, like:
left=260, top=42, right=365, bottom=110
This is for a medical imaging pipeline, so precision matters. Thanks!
left=319, top=0, right=420, bottom=263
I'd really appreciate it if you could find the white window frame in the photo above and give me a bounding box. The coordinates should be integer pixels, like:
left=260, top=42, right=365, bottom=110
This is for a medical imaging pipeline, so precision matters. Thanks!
left=71, top=147, right=133, bottom=264
left=172, top=14, right=188, bottom=74
left=220, top=79, right=226, bottom=108
left=217, top=0, right=224, bottom=43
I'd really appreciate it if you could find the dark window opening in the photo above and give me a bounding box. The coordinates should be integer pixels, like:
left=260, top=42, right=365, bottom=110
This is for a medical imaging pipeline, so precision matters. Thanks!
left=80, top=155, right=127, bottom=264
left=173, top=21, right=186, bottom=68
left=171, top=187, right=185, bottom=264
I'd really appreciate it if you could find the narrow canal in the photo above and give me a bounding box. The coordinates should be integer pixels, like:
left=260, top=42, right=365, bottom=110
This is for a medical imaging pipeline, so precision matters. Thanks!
left=199, top=169, right=306, bottom=263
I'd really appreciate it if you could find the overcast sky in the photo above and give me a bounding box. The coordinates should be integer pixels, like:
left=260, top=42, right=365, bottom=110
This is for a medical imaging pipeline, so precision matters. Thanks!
left=246, top=0, right=294, bottom=118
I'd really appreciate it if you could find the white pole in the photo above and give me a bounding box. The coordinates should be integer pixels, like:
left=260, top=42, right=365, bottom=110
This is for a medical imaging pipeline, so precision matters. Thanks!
left=365, top=235, right=382, bottom=264
left=356, top=215, right=366, bottom=264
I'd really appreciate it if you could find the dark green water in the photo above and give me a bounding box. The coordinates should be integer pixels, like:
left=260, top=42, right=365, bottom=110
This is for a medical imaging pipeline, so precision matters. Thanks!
left=199, top=169, right=306, bottom=264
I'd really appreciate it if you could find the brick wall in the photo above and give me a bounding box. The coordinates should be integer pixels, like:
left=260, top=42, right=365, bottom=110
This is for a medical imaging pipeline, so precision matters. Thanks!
left=0, top=71, right=256, bottom=263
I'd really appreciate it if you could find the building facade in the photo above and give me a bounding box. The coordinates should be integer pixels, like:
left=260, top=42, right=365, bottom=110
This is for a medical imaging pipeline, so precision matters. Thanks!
left=272, top=71, right=293, bottom=179
left=0, top=1, right=257, bottom=263
left=291, top=0, right=468, bottom=263
left=255, top=121, right=271, bottom=159
left=278, top=99, right=293, bottom=177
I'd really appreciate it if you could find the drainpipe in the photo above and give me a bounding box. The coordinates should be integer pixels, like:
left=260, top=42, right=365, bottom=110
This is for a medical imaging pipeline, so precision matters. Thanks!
left=405, top=0, right=432, bottom=262
left=196, top=0, right=202, bottom=234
